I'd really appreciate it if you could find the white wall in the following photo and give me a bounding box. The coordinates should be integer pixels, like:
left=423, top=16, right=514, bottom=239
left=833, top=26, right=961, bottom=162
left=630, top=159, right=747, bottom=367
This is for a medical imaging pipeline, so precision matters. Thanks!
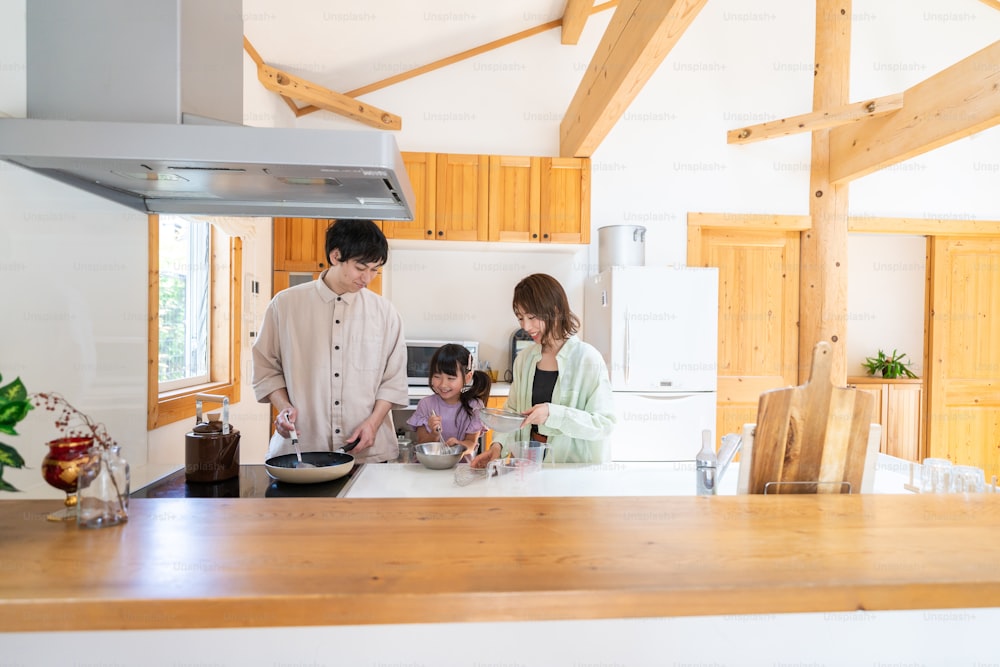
left=2, top=0, right=999, bottom=481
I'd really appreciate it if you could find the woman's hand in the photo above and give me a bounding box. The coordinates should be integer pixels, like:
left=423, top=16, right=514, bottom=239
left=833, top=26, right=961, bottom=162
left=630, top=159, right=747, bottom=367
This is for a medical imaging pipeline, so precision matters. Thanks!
left=469, top=443, right=501, bottom=469
left=520, top=403, right=550, bottom=426
left=274, top=407, right=298, bottom=438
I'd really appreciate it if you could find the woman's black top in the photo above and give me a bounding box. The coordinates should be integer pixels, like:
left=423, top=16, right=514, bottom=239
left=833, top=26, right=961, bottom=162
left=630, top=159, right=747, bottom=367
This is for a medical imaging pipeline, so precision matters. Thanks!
left=531, top=369, right=558, bottom=406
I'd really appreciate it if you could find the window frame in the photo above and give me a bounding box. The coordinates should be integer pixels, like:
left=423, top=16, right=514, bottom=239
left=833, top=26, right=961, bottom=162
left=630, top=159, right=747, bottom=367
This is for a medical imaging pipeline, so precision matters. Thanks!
left=147, top=215, right=242, bottom=430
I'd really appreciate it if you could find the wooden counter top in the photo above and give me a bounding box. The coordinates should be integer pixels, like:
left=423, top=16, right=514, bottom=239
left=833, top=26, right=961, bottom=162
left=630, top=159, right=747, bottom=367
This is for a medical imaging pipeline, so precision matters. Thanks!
left=2, top=494, right=1000, bottom=632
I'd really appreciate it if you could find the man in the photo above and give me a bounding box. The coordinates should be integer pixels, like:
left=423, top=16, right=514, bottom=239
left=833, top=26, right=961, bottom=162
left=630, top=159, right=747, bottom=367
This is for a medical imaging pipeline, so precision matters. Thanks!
left=252, top=220, right=408, bottom=462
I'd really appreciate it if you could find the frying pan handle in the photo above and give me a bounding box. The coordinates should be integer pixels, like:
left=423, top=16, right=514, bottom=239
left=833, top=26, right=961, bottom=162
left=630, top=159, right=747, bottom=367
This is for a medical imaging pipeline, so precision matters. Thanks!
left=194, top=393, right=230, bottom=434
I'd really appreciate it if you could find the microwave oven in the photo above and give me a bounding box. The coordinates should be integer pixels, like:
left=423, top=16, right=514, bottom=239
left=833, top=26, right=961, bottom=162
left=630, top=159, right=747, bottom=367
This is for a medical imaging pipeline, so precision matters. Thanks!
left=405, top=339, right=480, bottom=386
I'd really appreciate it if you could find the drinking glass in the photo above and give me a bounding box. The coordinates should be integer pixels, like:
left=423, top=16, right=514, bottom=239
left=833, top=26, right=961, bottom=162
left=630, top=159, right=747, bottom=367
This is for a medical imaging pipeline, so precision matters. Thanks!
left=950, top=465, right=985, bottom=494
left=920, top=458, right=952, bottom=494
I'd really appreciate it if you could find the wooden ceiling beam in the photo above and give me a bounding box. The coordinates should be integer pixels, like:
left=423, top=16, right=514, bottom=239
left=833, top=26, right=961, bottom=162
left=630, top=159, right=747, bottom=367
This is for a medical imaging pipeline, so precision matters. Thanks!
left=829, top=39, right=1000, bottom=184
left=561, top=0, right=595, bottom=45
left=727, top=93, right=903, bottom=144
left=559, top=0, right=709, bottom=158
left=243, top=36, right=401, bottom=129
left=344, top=1, right=618, bottom=100
left=256, top=63, right=402, bottom=129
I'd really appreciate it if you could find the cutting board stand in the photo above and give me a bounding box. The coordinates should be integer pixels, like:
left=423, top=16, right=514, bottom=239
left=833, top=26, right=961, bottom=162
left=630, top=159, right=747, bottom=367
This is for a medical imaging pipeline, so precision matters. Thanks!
left=741, top=342, right=877, bottom=494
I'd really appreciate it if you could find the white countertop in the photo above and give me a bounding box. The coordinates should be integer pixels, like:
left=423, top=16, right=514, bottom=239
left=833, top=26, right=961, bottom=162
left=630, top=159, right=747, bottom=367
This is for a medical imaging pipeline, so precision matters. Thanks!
left=5, top=454, right=917, bottom=501
left=345, top=453, right=917, bottom=498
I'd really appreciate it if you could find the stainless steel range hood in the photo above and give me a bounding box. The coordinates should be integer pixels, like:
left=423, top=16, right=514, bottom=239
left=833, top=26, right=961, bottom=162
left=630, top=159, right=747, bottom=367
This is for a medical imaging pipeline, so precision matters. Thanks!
left=0, top=0, right=414, bottom=220
left=0, top=118, right=416, bottom=219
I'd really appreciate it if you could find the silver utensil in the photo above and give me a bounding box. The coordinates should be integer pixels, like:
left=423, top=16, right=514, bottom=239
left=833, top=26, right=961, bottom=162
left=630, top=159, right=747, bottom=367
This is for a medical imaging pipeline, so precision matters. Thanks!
left=289, top=425, right=315, bottom=468
left=430, top=409, right=448, bottom=447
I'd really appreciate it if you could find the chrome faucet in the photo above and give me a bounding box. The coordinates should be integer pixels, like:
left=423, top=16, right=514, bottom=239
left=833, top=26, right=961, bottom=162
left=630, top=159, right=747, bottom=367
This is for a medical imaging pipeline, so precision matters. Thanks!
left=696, top=430, right=742, bottom=495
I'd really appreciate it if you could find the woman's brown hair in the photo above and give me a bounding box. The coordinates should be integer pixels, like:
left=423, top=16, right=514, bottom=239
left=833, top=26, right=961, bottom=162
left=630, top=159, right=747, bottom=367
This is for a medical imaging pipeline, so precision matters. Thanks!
left=512, top=273, right=580, bottom=348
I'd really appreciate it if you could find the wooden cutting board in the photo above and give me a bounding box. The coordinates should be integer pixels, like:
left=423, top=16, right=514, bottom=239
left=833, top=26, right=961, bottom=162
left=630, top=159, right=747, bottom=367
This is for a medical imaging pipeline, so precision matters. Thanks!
left=748, top=341, right=875, bottom=494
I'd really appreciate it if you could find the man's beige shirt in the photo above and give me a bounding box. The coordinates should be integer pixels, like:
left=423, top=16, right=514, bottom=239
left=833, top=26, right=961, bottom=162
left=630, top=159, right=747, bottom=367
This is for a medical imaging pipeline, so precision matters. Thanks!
left=252, top=271, right=408, bottom=462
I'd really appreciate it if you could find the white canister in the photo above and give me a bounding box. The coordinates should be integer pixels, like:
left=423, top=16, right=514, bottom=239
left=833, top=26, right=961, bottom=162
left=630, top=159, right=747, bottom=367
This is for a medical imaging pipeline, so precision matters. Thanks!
left=598, top=225, right=646, bottom=272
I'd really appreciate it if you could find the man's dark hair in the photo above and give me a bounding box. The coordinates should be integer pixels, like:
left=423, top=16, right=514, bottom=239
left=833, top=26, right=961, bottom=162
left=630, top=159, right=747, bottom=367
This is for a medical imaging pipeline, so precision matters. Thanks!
left=325, top=220, right=389, bottom=265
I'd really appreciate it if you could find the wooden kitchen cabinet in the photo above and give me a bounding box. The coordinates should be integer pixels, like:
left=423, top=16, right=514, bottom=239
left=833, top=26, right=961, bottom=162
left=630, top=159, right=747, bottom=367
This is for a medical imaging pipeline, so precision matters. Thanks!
left=435, top=153, right=489, bottom=241
left=273, top=217, right=328, bottom=271
left=488, top=155, right=540, bottom=242
left=378, top=152, right=590, bottom=245
left=848, top=376, right=924, bottom=462
left=488, top=155, right=590, bottom=243
left=380, top=152, right=436, bottom=240
left=540, top=157, right=590, bottom=244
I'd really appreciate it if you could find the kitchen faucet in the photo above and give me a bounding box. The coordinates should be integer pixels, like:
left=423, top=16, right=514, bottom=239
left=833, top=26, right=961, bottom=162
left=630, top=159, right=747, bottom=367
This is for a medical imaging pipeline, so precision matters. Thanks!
left=696, top=430, right=743, bottom=495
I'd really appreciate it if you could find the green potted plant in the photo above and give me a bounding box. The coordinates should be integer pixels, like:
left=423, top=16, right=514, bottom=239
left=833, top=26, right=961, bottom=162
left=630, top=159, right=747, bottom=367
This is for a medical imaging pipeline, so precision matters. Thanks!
left=862, top=349, right=918, bottom=379
left=0, top=372, right=32, bottom=492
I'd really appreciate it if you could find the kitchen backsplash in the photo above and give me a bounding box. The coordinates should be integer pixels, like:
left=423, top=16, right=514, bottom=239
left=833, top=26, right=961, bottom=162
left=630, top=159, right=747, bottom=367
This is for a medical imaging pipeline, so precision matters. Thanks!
left=384, top=243, right=590, bottom=375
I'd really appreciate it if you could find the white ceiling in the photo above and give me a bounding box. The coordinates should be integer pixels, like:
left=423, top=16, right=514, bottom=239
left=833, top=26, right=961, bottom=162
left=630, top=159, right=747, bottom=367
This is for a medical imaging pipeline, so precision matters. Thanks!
left=242, top=0, right=584, bottom=96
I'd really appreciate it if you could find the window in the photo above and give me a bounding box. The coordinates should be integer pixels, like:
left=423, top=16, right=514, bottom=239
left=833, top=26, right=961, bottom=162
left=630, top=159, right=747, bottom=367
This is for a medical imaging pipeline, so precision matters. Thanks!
left=147, top=215, right=242, bottom=429
left=158, top=216, right=210, bottom=391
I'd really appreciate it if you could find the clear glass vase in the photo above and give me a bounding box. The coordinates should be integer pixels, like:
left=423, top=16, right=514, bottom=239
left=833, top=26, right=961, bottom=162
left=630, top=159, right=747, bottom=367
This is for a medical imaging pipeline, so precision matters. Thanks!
left=76, top=445, right=130, bottom=528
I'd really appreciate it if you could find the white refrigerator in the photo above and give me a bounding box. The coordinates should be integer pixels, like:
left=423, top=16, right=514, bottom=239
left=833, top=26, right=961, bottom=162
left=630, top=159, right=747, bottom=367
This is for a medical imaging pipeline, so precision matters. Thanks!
left=584, top=266, right=719, bottom=461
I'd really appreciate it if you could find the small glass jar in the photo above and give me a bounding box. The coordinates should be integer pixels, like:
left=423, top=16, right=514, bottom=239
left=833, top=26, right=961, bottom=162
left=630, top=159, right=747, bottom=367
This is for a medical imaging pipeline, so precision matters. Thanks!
left=396, top=435, right=414, bottom=463
left=76, top=445, right=130, bottom=529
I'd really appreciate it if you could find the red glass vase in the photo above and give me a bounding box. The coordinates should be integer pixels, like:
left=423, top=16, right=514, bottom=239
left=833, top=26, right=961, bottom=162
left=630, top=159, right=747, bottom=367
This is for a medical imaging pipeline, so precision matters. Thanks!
left=41, top=436, right=96, bottom=521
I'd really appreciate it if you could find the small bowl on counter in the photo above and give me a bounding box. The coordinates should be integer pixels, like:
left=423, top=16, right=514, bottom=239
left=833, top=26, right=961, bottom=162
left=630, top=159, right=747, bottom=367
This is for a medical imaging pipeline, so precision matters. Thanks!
left=414, top=442, right=466, bottom=470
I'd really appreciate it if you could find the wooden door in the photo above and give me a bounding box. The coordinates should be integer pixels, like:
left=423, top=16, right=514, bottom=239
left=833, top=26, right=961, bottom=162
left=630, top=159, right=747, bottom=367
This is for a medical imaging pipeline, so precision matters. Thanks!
left=488, top=155, right=540, bottom=242
left=687, top=214, right=807, bottom=442
left=382, top=152, right=436, bottom=240
left=436, top=153, right=488, bottom=241
left=273, top=218, right=328, bottom=271
left=927, top=236, right=1000, bottom=478
left=539, top=157, right=590, bottom=244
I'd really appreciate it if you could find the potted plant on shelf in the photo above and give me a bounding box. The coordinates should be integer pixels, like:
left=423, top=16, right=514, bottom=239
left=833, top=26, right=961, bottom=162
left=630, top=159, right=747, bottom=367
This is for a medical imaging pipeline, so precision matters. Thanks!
left=0, top=372, right=32, bottom=493
left=862, top=349, right=918, bottom=379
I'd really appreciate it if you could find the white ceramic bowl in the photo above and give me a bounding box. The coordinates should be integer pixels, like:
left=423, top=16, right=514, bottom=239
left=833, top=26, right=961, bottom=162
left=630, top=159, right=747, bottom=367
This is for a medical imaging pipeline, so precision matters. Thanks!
left=478, top=407, right=525, bottom=433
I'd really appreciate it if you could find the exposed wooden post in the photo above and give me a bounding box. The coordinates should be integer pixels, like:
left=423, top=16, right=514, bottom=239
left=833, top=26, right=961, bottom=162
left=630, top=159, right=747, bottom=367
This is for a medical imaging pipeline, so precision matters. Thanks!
left=800, top=1, right=852, bottom=385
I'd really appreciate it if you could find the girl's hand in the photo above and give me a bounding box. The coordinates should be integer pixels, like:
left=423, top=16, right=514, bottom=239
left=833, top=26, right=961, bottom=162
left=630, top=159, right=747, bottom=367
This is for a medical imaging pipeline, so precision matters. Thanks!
left=427, top=414, right=443, bottom=435
left=469, top=443, right=501, bottom=469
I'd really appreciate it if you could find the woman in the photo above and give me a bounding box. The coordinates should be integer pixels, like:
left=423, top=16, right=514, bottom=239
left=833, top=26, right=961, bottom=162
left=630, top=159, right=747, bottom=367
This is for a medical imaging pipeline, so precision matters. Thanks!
left=471, top=273, right=615, bottom=467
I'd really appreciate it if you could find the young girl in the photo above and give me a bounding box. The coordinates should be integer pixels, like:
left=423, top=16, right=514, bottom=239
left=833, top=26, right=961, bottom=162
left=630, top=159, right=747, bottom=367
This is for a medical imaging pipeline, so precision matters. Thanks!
left=407, top=343, right=492, bottom=459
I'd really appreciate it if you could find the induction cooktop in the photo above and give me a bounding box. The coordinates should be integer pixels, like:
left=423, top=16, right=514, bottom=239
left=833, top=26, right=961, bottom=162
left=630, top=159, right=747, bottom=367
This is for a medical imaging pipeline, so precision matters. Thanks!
left=130, top=464, right=362, bottom=499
